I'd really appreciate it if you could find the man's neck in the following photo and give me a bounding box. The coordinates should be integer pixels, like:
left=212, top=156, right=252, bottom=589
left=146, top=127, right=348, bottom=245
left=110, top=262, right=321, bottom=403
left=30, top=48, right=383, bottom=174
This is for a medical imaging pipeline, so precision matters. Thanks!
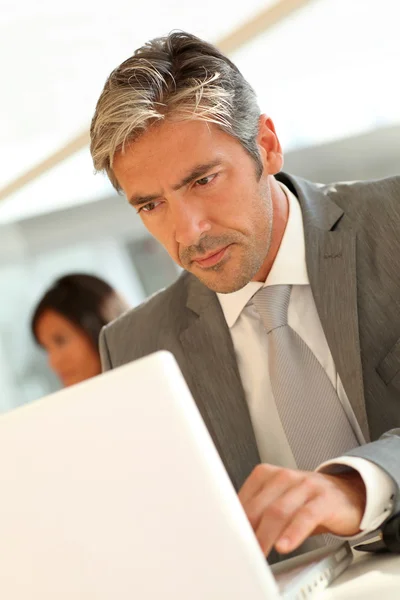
left=252, top=180, right=289, bottom=283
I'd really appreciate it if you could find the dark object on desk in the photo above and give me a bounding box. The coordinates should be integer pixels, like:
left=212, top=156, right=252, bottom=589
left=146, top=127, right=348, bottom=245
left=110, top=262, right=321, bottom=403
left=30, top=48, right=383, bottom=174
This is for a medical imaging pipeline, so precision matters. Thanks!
left=354, top=512, right=400, bottom=554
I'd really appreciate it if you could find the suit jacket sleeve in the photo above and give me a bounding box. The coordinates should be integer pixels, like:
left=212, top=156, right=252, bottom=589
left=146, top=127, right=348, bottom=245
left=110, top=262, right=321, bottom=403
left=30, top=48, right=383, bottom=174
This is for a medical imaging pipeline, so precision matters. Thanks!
left=345, top=429, right=400, bottom=514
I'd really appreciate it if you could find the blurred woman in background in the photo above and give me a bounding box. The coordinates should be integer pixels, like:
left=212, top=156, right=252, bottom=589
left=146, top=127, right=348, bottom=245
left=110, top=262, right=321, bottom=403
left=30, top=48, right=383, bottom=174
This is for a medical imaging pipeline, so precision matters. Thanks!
left=31, top=273, right=129, bottom=387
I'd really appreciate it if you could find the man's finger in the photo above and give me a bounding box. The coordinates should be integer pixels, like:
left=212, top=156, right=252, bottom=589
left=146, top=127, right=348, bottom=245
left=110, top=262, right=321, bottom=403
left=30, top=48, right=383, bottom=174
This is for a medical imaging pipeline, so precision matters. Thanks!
left=238, top=463, right=280, bottom=505
left=244, top=468, right=303, bottom=531
left=255, top=478, right=316, bottom=555
left=275, top=496, right=329, bottom=554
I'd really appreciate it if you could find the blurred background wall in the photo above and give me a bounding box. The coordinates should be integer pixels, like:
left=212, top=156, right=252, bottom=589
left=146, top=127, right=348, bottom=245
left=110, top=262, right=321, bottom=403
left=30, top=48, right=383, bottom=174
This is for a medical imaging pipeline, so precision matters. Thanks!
left=1, top=0, right=399, bottom=410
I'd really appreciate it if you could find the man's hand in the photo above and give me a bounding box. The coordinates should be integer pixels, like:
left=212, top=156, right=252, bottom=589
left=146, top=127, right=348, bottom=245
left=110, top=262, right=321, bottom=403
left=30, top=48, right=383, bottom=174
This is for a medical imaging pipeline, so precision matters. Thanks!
left=238, top=464, right=366, bottom=556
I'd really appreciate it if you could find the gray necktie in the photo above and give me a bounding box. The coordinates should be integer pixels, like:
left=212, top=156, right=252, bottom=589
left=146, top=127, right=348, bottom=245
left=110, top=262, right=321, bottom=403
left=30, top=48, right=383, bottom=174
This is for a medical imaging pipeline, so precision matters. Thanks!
left=253, top=284, right=358, bottom=471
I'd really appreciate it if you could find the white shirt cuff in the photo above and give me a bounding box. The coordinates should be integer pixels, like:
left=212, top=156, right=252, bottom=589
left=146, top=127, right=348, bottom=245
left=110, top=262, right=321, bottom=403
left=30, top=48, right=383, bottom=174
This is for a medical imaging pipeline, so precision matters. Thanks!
left=316, top=456, right=395, bottom=534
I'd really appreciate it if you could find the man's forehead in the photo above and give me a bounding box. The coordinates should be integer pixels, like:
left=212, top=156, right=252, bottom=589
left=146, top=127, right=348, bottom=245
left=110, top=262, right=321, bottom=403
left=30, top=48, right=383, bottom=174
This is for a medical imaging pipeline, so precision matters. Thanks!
left=113, top=121, right=228, bottom=179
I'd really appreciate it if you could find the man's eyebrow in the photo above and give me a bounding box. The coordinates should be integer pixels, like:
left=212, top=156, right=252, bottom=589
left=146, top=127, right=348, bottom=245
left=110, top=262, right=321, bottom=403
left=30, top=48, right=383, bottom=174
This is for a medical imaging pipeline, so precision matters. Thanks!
left=128, top=160, right=222, bottom=207
left=171, top=160, right=223, bottom=191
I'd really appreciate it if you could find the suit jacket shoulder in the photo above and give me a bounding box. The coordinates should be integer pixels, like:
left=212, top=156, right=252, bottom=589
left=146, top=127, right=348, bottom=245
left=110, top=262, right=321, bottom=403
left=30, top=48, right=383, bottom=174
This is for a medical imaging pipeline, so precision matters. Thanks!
left=324, top=175, right=400, bottom=222
left=322, top=176, right=400, bottom=283
left=278, top=172, right=400, bottom=224
left=100, top=271, right=192, bottom=369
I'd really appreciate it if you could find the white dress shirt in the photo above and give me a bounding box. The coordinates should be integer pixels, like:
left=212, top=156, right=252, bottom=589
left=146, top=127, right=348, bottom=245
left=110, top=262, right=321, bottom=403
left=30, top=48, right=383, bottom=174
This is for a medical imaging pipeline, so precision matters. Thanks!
left=217, top=183, right=394, bottom=535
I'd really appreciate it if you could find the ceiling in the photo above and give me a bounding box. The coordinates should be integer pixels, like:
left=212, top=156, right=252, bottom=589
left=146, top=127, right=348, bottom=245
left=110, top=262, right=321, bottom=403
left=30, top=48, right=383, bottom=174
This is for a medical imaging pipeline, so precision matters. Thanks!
left=1, top=0, right=399, bottom=223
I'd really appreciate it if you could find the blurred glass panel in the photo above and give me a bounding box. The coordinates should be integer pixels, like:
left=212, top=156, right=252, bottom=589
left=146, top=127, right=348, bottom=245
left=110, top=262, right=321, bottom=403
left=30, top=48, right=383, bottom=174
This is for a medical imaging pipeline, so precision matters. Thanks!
left=127, top=237, right=181, bottom=298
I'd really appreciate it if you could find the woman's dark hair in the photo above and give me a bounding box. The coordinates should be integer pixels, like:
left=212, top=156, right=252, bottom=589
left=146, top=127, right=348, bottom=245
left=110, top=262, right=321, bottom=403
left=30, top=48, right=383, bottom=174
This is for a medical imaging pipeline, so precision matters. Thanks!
left=31, top=273, right=129, bottom=348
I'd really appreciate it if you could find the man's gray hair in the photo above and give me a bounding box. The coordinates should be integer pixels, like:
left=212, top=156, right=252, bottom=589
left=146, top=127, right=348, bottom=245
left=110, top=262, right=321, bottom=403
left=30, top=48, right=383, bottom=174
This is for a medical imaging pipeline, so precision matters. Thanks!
left=90, top=31, right=262, bottom=190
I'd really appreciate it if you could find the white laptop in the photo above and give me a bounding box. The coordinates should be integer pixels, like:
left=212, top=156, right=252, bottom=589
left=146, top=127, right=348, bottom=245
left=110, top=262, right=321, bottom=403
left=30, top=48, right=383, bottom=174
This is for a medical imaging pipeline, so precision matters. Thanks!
left=0, top=351, right=351, bottom=599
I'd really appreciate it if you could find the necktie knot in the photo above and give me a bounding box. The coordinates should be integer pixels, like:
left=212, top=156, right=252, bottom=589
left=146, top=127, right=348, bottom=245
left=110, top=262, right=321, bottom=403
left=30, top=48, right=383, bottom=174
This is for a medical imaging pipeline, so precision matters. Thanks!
left=252, top=284, right=292, bottom=333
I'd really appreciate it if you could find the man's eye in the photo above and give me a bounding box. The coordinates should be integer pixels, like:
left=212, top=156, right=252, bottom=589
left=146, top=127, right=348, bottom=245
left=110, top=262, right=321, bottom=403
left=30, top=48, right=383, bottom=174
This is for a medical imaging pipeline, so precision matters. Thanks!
left=195, top=174, right=216, bottom=187
left=139, top=201, right=160, bottom=213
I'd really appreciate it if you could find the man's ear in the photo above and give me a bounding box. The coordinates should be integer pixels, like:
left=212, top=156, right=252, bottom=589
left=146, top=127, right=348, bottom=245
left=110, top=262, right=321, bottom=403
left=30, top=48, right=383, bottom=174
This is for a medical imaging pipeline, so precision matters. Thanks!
left=257, top=115, right=284, bottom=175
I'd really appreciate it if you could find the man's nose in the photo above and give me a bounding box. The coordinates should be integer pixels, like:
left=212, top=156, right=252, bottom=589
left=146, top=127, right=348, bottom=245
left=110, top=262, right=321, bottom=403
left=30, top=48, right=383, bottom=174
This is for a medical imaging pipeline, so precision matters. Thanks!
left=172, top=201, right=211, bottom=247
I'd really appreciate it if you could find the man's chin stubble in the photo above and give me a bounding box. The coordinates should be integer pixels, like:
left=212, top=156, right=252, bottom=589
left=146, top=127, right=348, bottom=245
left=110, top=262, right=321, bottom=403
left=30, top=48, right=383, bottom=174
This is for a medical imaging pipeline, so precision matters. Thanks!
left=191, top=263, right=258, bottom=294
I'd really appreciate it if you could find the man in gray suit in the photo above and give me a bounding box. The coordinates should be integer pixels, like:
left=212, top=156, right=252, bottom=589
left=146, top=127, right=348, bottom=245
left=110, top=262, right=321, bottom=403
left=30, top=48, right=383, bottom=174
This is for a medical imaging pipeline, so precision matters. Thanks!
left=90, top=32, right=400, bottom=559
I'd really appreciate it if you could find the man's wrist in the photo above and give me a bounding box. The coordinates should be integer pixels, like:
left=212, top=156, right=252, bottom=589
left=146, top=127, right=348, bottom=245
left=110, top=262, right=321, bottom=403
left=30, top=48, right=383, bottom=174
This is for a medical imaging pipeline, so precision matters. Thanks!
left=317, top=456, right=396, bottom=534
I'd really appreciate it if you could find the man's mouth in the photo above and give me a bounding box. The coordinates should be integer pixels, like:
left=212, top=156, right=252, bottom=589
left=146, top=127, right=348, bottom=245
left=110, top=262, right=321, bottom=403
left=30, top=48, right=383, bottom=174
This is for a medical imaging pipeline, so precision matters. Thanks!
left=192, top=245, right=230, bottom=268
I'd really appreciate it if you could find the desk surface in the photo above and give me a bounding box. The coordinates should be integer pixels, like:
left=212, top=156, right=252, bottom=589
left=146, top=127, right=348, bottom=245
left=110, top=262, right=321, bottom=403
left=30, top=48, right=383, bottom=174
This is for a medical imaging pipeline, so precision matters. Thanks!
left=322, top=551, right=400, bottom=599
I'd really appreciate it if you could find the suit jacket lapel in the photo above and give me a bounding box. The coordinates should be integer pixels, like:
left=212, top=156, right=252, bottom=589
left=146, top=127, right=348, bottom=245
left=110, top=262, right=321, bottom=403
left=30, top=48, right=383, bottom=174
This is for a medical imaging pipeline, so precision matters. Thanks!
left=278, top=173, right=370, bottom=441
left=179, top=276, right=260, bottom=491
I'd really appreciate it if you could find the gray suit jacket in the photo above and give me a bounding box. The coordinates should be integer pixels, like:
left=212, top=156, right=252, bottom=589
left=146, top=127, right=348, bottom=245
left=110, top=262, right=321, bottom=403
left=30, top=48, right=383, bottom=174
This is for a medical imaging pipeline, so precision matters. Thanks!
left=100, top=172, right=400, bottom=523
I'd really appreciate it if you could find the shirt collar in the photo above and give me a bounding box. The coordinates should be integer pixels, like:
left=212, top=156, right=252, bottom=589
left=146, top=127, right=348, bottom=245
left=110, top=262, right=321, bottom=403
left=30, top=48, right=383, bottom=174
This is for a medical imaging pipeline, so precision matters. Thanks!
left=217, top=182, right=310, bottom=328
